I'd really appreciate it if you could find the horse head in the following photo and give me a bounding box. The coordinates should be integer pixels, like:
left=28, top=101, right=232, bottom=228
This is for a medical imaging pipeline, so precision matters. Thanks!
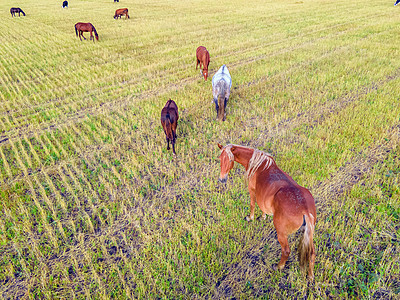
left=217, top=143, right=235, bottom=183
left=203, top=69, right=208, bottom=81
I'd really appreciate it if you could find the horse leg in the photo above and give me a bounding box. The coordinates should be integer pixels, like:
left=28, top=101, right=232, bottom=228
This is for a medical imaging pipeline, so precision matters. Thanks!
left=273, top=208, right=303, bottom=271
left=172, top=141, right=176, bottom=156
left=196, top=59, right=199, bottom=70
left=223, top=97, right=229, bottom=121
left=166, top=138, right=170, bottom=150
left=275, top=231, right=290, bottom=270
left=214, top=98, right=219, bottom=119
left=246, top=191, right=256, bottom=221
left=79, top=31, right=82, bottom=41
left=308, top=243, right=316, bottom=281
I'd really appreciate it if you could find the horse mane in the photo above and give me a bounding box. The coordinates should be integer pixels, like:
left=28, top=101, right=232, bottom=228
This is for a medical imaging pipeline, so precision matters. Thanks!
left=246, top=148, right=273, bottom=179
left=222, top=144, right=273, bottom=179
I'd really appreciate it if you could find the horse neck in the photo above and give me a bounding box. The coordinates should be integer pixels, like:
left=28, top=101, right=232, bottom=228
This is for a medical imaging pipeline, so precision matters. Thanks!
left=232, top=146, right=254, bottom=170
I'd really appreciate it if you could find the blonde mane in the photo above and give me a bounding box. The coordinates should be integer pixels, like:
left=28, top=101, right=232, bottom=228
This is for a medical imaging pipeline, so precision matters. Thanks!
left=221, top=144, right=273, bottom=179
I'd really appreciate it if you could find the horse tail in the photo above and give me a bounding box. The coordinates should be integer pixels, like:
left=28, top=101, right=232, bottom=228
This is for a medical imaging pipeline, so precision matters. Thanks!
left=75, top=24, right=78, bottom=36
left=217, top=81, right=227, bottom=120
left=299, top=213, right=315, bottom=276
left=165, top=114, right=174, bottom=141
left=92, top=25, right=98, bottom=38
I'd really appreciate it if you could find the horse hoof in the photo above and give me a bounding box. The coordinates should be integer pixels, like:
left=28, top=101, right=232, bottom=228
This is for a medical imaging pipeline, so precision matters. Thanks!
left=273, top=264, right=284, bottom=271
left=245, top=216, right=253, bottom=222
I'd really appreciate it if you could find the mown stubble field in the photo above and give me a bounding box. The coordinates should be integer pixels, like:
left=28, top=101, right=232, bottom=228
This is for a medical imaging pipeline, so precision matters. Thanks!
left=0, top=0, right=399, bottom=298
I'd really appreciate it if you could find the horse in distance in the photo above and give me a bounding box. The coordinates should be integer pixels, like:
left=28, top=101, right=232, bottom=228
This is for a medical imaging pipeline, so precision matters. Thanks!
left=196, top=46, right=210, bottom=80
left=161, top=99, right=179, bottom=155
left=62, top=1, right=68, bottom=8
left=217, top=143, right=317, bottom=281
left=114, top=8, right=130, bottom=19
left=114, top=0, right=119, bottom=2
left=75, top=23, right=99, bottom=42
left=10, top=7, right=25, bottom=17
left=212, top=64, right=232, bottom=121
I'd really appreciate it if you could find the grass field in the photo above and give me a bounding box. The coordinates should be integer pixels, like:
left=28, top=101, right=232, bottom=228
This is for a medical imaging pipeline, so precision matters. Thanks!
left=1, top=0, right=400, bottom=298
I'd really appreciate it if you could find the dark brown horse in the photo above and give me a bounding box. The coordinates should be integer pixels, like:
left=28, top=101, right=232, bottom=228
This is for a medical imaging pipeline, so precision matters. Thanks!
left=75, top=23, right=99, bottom=42
left=10, top=7, right=25, bottom=17
left=114, top=8, right=130, bottom=19
left=196, top=46, right=210, bottom=81
left=161, top=99, right=179, bottom=155
left=217, top=144, right=316, bottom=281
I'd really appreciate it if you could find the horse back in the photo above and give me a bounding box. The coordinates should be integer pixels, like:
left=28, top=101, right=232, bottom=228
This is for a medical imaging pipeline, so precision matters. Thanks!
left=255, top=166, right=316, bottom=218
left=212, top=67, right=232, bottom=89
left=196, top=46, right=209, bottom=64
left=116, top=8, right=128, bottom=14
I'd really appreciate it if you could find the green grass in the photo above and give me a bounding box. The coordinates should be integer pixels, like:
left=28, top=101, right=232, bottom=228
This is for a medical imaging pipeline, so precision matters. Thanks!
left=1, top=0, right=400, bottom=298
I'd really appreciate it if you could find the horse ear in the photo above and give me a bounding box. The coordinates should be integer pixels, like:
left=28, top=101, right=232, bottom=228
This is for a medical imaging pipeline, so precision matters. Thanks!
left=218, top=143, right=223, bottom=149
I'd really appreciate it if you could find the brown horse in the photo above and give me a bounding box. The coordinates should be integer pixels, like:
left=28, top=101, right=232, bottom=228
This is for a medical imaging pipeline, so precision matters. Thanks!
left=75, top=23, right=99, bottom=42
left=161, top=99, right=179, bottom=155
left=114, top=8, right=130, bottom=19
left=10, top=7, right=25, bottom=17
left=196, top=46, right=210, bottom=81
left=217, top=143, right=316, bottom=281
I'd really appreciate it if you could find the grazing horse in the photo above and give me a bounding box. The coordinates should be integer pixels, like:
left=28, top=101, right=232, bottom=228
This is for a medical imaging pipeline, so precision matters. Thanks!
left=114, top=8, right=129, bottom=19
left=10, top=7, right=25, bottom=17
left=114, top=0, right=119, bottom=2
left=75, top=23, right=99, bottom=42
left=196, top=46, right=210, bottom=80
left=395, top=0, right=400, bottom=6
left=62, top=1, right=68, bottom=8
left=161, top=99, right=179, bottom=155
left=217, top=144, right=317, bottom=281
left=212, top=65, right=232, bottom=121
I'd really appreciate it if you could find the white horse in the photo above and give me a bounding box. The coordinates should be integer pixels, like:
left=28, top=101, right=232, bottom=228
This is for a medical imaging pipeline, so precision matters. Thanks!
left=212, top=64, right=232, bottom=121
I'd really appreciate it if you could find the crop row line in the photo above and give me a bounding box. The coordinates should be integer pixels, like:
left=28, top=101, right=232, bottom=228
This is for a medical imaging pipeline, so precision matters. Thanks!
left=0, top=9, right=389, bottom=119
left=0, top=19, right=386, bottom=145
